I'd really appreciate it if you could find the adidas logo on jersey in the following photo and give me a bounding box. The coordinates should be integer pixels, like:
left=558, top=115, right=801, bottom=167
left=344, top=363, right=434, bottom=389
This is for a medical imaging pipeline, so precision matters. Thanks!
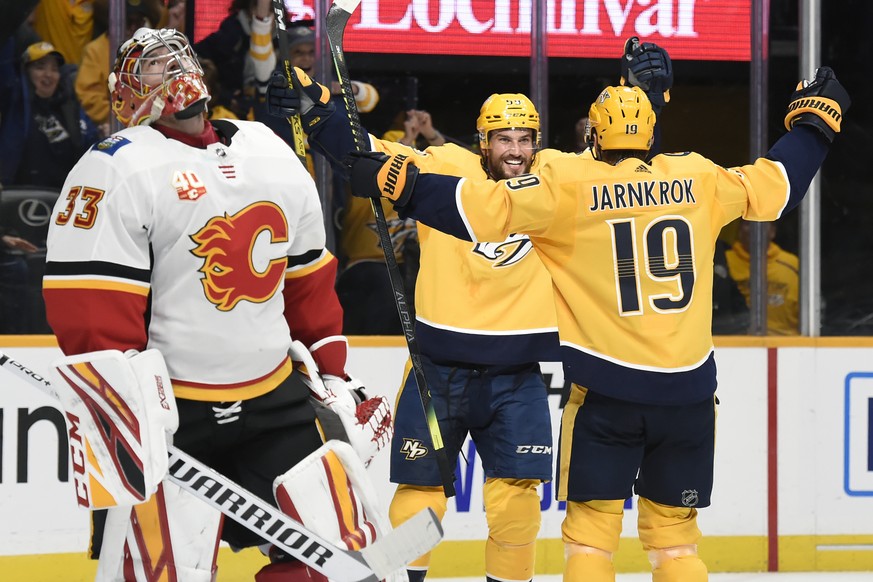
left=635, top=164, right=651, bottom=173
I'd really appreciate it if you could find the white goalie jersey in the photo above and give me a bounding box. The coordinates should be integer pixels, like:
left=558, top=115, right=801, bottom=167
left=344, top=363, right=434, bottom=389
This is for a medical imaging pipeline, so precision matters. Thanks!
left=44, top=120, right=346, bottom=402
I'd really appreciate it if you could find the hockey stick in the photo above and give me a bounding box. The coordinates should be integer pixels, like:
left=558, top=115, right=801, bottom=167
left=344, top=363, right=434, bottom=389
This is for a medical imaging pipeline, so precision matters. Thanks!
left=0, top=349, right=442, bottom=582
left=271, top=0, right=308, bottom=165
left=324, top=0, right=456, bottom=498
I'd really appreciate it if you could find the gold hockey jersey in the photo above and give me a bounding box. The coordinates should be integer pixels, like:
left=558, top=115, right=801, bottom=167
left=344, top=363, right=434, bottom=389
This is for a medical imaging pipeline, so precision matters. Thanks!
left=372, top=140, right=569, bottom=365
left=401, top=126, right=829, bottom=403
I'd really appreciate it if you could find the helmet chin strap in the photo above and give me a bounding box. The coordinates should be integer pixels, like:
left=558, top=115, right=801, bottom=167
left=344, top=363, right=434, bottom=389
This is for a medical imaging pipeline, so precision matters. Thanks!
left=174, top=99, right=207, bottom=120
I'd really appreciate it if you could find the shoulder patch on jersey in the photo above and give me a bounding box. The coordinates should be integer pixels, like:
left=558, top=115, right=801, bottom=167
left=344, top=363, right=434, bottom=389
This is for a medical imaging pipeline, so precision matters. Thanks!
left=92, top=136, right=132, bottom=156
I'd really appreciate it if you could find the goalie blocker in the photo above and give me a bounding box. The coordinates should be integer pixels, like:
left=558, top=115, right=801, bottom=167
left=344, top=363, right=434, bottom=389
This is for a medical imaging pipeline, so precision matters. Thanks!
left=49, top=349, right=179, bottom=509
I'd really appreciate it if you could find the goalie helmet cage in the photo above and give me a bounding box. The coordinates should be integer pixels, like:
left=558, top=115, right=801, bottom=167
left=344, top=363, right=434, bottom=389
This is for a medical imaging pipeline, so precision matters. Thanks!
left=324, top=0, right=457, bottom=499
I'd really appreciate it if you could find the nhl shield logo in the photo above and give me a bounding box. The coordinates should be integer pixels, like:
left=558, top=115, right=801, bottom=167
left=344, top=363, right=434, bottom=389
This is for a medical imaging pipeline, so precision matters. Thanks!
left=681, top=489, right=699, bottom=507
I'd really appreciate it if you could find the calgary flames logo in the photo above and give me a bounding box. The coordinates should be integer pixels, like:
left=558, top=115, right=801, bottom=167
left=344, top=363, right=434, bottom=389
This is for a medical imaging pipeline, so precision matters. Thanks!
left=190, top=202, right=289, bottom=311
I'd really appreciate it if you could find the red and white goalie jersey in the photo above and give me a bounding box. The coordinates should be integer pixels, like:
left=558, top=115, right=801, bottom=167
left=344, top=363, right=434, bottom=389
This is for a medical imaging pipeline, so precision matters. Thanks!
left=44, top=119, right=347, bottom=402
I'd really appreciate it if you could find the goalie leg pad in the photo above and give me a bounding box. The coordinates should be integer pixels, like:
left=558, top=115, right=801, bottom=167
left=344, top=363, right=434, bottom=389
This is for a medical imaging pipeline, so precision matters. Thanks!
left=273, top=440, right=386, bottom=551
left=266, top=440, right=411, bottom=581
left=389, top=484, right=447, bottom=569
left=483, top=478, right=541, bottom=582
left=95, top=481, right=221, bottom=582
left=50, top=349, right=178, bottom=508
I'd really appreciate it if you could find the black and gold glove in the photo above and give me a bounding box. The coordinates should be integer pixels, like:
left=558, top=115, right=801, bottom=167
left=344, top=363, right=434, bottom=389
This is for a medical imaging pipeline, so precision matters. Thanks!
left=266, top=66, right=334, bottom=130
left=784, top=66, right=850, bottom=142
left=344, top=151, right=419, bottom=207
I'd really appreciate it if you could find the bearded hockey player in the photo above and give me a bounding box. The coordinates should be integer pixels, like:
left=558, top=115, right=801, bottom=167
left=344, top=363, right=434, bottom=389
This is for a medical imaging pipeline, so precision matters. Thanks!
left=342, top=69, right=849, bottom=582
left=43, top=27, right=394, bottom=581
left=265, top=38, right=673, bottom=582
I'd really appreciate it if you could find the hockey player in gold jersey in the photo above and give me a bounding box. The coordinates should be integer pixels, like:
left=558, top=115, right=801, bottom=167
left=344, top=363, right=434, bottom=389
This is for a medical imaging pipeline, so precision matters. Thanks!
left=271, top=83, right=561, bottom=582
left=266, top=39, right=673, bottom=582
left=343, top=68, right=850, bottom=581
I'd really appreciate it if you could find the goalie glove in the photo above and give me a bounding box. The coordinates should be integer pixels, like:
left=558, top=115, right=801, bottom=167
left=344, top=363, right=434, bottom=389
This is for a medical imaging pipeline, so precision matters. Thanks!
left=266, top=66, right=335, bottom=131
left=620, top=36, right=672, bottom=112
left=289, top=341, right=392, bottom=466
left=344, top=150, right=420, bottom=207
left=318, top=374, right=393, bottom=466
left=784, top=66, right=850, bottom=143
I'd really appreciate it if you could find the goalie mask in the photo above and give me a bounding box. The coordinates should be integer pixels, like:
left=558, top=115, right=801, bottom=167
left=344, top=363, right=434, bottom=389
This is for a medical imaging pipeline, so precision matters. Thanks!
left=109, top=27, right=209, bottom=127
left=586, top=85, right=655, bottom=153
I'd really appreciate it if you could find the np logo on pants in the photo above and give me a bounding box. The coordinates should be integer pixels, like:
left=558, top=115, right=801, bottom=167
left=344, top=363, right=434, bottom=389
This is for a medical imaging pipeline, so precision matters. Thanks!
left=400, top=438, right=429, bottom=460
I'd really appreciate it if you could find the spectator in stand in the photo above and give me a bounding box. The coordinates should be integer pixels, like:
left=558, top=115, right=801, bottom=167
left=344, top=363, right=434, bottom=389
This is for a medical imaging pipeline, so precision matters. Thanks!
left=201, top=58, right=239, bottom=121
left=1, top=9, right=41, bottom=123
left=194, top=0, right=272, bottom=120
left=32, top=0, right=94, bottom=66
left=711, top=238, right=750, bottom=334
left=0, top=227, right=39, bottom=334
left=283, top=24, right=380, bottom=114
left=159, top=0, right=185, bottom=30
left=725, top=220, right=800, bottom=335
left=333, top=111, right=448, bottom=335
left=0, top=41, right=98, bottom=188
left=574, top=116, right=590, bottom=153
left=76, top=0, right=165, bottom=137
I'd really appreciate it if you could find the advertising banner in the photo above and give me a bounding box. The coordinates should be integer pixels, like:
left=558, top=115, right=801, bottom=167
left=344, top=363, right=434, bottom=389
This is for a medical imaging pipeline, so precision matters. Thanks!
left=193, top=0, right=752, bottom=61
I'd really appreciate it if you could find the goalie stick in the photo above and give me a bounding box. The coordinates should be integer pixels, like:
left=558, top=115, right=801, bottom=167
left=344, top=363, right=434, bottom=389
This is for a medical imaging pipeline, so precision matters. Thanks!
left=0, top=349, right=442, bottom=582
left=271, top=0, right=308, bottom=165
left=325, top=0, right=456, bottom=498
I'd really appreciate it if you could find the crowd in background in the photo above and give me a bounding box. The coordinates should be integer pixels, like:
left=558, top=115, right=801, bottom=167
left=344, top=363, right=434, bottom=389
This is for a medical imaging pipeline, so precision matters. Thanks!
left=0, top=0, right=809, bottom=337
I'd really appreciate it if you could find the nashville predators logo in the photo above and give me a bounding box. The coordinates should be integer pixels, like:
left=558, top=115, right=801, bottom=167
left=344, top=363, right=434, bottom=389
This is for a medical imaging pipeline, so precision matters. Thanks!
left=399, top=438, right=429, bottom=460
left=190, top=202, right=289, bottom=311
left=472, top=233, right=534, bottom=268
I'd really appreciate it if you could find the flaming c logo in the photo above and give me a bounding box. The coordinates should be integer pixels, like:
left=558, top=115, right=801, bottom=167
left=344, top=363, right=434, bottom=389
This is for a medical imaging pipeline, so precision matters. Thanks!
left=190, top=202, right=288, bottom=311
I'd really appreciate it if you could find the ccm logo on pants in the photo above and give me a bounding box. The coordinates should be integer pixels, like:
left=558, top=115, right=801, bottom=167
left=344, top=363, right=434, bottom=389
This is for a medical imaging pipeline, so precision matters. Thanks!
left=516, top=445, right=552, bottom=454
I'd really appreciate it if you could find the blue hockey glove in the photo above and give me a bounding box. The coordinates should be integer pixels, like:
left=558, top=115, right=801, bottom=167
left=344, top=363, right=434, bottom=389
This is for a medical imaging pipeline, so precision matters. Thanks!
left=266, top=67, right=335, bottom=130
left=620, top=36, right=672, bottom=111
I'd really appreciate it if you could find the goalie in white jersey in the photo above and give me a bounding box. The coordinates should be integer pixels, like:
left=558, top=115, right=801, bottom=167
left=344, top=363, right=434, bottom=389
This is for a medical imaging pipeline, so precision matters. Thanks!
left=43, top=27, right=394, bottom=581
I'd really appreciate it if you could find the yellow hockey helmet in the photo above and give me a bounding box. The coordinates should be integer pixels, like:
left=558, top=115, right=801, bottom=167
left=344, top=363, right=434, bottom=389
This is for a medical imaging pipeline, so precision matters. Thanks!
left=586, top=85, right=655, bottom=151
left=476, top=93, right=541, bottom=150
